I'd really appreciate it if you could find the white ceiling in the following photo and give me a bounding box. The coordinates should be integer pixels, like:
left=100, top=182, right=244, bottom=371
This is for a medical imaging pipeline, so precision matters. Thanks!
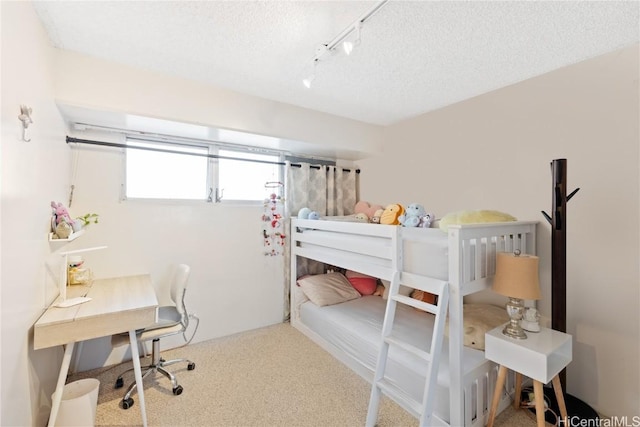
left=33, top=1, right=639, bottom=126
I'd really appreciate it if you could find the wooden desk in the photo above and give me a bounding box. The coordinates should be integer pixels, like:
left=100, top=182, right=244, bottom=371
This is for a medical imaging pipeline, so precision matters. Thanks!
left=34, top=274, right=158, bottom=427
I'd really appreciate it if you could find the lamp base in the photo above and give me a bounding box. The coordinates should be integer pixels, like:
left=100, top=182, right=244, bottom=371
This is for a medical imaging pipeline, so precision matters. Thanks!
left=503, top=297, right=527, bottom=339
left=502, top=322, right=527, bottom=339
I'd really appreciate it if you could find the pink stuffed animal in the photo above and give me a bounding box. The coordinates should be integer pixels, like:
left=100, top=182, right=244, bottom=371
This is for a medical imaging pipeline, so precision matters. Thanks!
left=51, top=201, right=73, bottom=225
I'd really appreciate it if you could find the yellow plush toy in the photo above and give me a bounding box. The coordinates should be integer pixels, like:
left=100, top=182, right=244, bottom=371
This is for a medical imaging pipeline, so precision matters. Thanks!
left=380, top=203, right=404, bottom=225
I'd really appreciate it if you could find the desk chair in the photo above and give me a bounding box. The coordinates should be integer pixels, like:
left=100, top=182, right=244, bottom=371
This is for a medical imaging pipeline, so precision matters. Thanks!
left=114, top=264, right=198, bottom=410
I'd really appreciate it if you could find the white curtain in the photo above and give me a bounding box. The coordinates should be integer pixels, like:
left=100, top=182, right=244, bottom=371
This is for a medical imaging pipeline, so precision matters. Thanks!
left=282, top=162, right=358, bottom=321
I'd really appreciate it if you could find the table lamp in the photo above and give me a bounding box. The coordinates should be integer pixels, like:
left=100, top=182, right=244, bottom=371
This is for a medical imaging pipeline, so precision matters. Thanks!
left=492, top=249, right=541, bottom=339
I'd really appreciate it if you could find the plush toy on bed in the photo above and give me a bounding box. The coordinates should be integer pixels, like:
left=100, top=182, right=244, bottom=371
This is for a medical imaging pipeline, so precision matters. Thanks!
left=444, top=304, right=510, bottom=350
left=398, top=203, right=433, bottom=228
left=420, top=212, right=435, bottom=228
left=438, top=210, right=517, bottom=232
left=371, top=209, right=384, bottom=224
left=354, top=201, right=384, bottom=223
left=380, top=203, right=405, bottom=225
left=298, top=207, right=311, bottom=219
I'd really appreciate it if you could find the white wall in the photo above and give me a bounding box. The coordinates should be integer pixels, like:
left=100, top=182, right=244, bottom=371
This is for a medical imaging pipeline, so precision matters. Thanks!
left=1, top=2, right=71, bottom=426
left=358, top=44, right=640, bottom=418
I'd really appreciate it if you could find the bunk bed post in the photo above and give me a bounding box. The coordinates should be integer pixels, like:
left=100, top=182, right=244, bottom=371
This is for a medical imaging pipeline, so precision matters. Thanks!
left=448, top=227, right=465, bottom=427
left=290, top=222, right=301, bottom=327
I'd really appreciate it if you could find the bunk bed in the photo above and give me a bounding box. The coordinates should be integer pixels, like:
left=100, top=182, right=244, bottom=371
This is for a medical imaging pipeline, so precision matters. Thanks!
left=290, top=218, right=537, bottom=426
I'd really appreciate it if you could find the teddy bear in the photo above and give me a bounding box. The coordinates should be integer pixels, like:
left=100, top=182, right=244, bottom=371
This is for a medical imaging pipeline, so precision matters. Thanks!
left=398, top=203, right=426, bottom=227
left=420, top=212, right=435, bottom=228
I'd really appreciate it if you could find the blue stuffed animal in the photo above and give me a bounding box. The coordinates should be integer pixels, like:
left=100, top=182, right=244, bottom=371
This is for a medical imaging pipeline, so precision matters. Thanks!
left=298, top=207, right=311, bottom=219
left=399, top=203, right=426, bottom=227
left=399, top=203, right=434, bottom=228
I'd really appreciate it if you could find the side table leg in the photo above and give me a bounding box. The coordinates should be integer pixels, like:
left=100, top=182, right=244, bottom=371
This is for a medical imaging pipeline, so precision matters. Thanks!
left=552, top=375, right=568, bottom=423
left=514, top=372, right=522, bottom=409
left=487, top=365, right=508, bottom=427
left=533, top=380, right=546, bottom=427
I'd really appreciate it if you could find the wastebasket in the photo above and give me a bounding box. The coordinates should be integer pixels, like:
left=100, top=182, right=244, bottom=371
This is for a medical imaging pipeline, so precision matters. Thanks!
left=53, top=378, right=100, bottom=427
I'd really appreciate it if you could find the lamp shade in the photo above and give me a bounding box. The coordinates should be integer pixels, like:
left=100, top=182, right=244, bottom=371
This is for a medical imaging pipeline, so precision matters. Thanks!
left=492, top=252, right=541, bottom=300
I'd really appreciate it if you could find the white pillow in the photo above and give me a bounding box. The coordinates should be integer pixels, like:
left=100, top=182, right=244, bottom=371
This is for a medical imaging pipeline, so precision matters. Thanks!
left=439, top=210, right=516, bottom=232
left=380, top=279, right=413, bottom=300
left=297, top=272, right=361, bottom=307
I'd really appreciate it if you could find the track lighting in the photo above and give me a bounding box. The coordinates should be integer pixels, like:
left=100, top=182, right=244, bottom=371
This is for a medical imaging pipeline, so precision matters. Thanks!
left=302, top=59, right=318, bottom=88
left=302, top=73, right=316, bottom=89
left=343, top=23, right=361, bottom=56
left=302, top=0, right=388, bottom=88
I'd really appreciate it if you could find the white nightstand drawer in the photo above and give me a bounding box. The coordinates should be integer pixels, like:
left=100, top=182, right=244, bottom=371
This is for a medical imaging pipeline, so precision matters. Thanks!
left=485, top=323, right=572, bottom=384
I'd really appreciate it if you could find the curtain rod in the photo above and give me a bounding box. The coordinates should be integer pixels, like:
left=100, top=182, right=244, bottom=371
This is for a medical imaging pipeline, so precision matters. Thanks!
left=66, top=136, right=360, bottom=173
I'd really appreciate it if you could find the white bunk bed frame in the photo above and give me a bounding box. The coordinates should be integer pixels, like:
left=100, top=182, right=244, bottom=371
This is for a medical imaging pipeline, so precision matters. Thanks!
left=290, top=218, right=538, bottom=426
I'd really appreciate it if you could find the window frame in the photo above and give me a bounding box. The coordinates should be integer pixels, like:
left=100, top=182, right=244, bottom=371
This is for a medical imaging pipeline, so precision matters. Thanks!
left=122, top=137, right=285, bottom=205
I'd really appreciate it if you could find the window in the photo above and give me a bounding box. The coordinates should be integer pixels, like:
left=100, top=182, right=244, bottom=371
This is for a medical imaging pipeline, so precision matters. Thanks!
left=217, top=149, right=281, bottom=201
left=125, top=140, right=209, bottom=200
left=124, top=139, right=282, bottom=202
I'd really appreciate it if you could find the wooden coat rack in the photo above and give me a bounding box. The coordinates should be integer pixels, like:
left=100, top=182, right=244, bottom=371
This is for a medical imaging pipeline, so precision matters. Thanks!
left=542, top=158, right=580, bottom=388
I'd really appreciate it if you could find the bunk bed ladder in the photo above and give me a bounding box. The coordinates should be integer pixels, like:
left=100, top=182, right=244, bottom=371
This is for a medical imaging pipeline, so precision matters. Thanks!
left=366, top=271, right=450, bottom=427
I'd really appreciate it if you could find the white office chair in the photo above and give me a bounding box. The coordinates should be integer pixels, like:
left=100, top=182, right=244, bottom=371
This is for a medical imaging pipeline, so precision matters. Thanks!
left=114, top=264, right=199, bottom=410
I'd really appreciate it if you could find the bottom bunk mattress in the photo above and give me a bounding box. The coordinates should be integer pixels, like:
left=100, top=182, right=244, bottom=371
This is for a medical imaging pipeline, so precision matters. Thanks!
left=298, top=295, right=489, bottom=423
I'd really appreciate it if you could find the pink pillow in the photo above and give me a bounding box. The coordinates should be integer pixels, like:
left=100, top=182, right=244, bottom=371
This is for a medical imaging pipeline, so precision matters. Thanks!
left=345, top=270, right=377, bottom=295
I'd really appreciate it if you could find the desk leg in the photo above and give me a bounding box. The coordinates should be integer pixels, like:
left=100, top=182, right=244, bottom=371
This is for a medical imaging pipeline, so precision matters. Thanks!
left=487, top=365, right=507, bottom=427
left=48, top=342, right=75, bottom=427
left=552, top=375, right=568, bottom=422
left=129, top=330, right=148, bottom=427
left=533, top=380, right=546, bottom=427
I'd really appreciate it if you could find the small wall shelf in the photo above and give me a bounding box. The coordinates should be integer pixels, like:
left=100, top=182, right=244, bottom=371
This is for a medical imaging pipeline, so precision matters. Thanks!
left=49, top=229, right=85, bottom=242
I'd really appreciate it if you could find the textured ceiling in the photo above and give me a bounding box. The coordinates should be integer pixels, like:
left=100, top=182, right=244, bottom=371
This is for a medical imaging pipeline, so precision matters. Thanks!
left=33, top=1, right=639, bottom=126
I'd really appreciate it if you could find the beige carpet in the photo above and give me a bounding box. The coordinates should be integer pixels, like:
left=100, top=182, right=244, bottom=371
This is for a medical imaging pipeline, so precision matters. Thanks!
left=67, top=323, right=536, bottom=427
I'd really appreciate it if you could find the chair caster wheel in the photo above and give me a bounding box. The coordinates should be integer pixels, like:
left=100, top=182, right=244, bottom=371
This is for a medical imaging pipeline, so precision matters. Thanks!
left=122, top=397, right=134, bottom=409
left=115, top=377, right=124, bottom=388
left=188, top=362, right=196, bottom=370
left=173, top=385, right=183, bottom=395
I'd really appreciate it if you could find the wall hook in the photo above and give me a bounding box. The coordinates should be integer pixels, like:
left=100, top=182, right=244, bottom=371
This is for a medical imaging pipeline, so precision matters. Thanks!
left=18, top=105, right=33, bottom=142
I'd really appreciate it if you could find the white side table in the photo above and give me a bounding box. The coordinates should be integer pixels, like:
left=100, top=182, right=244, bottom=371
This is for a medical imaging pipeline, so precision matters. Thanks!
left=485, top=324, right=572, bottom=427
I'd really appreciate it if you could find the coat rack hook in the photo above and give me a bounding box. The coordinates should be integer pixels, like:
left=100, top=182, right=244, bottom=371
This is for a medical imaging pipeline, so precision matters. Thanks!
left=566, top=187, right=580, bottom=202
left=18, top=105, right=33, bottom=142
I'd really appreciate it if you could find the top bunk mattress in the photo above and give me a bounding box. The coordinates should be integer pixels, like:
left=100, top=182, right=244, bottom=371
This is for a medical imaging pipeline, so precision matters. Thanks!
left=299, top=295, right=487, bottom=402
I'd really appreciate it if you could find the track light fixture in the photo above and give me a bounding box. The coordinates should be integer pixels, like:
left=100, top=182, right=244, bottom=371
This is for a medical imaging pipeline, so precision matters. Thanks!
left=302, top=59, right=318, bottom=88
left=302, top=0, right=388, bottom=88
left=343, top=22, right=361, bottom=56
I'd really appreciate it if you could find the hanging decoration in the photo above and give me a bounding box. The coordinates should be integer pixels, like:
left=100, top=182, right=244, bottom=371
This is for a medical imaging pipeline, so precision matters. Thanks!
left=18, top=105, right=33, bottom=142
left=262, top=182, right=285, bottom=256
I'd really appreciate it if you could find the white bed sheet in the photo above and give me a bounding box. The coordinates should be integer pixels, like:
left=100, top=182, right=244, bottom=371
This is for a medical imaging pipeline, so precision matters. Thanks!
left=299, top=296, right=486, bottom=407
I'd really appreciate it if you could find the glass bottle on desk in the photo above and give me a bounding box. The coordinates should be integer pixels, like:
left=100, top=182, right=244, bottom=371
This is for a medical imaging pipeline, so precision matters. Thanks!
left=68, top=255, right=93, bottom=285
